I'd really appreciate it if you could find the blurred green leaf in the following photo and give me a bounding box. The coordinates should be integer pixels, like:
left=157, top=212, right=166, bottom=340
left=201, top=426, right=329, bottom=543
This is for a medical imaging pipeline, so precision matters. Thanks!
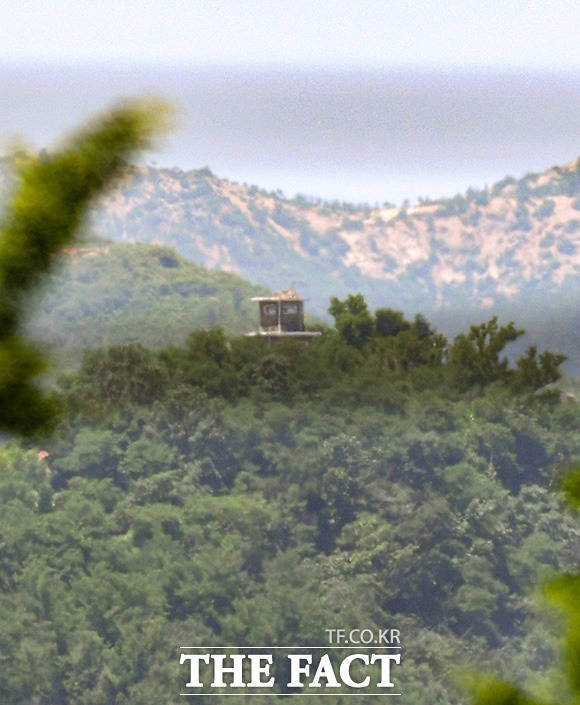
left=0, top=99, right=171, bottom=435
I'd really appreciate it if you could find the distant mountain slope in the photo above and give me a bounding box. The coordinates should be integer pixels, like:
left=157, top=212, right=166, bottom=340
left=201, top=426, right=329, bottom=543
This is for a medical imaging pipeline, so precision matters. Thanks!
left=80, top=158, right=579, bottom=311
left=24, top=242, right=267, bottom=361
left=3, top=156, right=580, bottom=368
left=85, top=157, right=580, bottom=368
left=3, top=155, right=579, bottom=314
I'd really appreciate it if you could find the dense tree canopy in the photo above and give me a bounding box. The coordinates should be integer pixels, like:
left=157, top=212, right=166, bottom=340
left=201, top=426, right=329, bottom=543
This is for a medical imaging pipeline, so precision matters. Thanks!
left=0, top=295, right=575, bottom=703
left=469, top=463, right=580, bottom=705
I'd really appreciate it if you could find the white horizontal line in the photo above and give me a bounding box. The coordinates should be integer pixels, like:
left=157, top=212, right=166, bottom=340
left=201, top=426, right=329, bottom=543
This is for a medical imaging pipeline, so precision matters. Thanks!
left=178, top=646, right=402, bottom=650
left=180, top=694, right=402, bottom=697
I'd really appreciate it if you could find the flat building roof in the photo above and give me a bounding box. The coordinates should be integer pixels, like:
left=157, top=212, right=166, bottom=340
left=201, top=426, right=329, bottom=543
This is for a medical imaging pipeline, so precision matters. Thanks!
left=250, top=289, right=305, bottom=302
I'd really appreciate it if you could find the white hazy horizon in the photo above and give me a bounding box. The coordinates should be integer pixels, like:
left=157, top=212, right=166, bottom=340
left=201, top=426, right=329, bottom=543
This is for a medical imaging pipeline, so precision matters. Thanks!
left=1, top=0, right=578, bottom=70
left=2, top=63, right=579, bottom=204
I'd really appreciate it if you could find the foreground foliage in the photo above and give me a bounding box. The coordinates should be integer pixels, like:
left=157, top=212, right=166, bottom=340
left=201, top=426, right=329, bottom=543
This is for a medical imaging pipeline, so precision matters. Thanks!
left=0, top=100, right=169, bottom=435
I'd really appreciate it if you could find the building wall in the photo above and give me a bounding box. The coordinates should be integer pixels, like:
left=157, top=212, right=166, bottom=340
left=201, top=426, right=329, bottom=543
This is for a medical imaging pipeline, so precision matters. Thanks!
left=259, top=300, right=304, bottom=332
left=279, top=301, right=303, bottom=332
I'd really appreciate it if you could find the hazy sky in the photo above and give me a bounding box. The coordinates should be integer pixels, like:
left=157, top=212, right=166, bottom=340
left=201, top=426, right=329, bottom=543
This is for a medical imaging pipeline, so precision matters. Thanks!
left=1, top=2, right=579, bottom=203
left=1, top=0, right=579, bottom=69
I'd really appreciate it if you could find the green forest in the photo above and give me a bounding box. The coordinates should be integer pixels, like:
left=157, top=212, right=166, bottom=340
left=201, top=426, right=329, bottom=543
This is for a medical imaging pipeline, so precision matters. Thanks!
left=2, top=296, right=580, bottom=703
left=24, top=242, right=266, bottom=363
left=1, top=102, right=580, bottom=705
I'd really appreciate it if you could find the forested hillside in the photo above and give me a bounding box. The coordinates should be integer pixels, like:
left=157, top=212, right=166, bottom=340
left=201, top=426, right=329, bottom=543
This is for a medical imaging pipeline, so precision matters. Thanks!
left=1, top=300, right=579, bottom=704
left=24, top=242, right=266, bottom=363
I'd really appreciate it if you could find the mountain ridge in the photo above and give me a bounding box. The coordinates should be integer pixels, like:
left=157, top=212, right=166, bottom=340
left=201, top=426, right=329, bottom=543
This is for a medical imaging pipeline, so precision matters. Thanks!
left=83, top=157, right=580, bottom=313
left=2, top=155, right=580, bottom=368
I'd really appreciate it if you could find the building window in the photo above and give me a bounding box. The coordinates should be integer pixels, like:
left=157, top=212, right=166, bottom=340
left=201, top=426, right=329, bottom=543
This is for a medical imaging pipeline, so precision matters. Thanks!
left=282, top=303, right=298, bottom=315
